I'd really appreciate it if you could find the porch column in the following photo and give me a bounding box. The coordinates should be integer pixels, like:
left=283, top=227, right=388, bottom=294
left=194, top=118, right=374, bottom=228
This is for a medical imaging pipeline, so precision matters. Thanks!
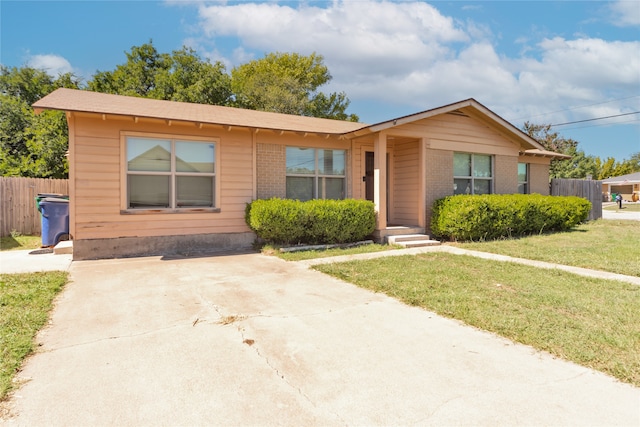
left=374, top=132, right=387, bottom=230
left=418, top=137, right=427, bottom=228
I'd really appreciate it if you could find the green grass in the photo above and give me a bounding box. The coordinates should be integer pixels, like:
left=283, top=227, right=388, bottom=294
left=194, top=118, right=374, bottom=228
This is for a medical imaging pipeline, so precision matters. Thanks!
left=0, top=235, right=42, bottom=252
left=603, top=203, right=640, bottom=212
left=265, top=243, right=400, bottom=261
left=0, top=272, right=68, bottom=400
left=315, top=253, right=640, bottom=386
left=456, top=220, right=640, bottom=277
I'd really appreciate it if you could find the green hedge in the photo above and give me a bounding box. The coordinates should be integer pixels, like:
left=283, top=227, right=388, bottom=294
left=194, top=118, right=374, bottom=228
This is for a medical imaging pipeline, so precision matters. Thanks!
left=245, top=198, right=376, bottom=245
left=431, top=194, right=591, bottom=241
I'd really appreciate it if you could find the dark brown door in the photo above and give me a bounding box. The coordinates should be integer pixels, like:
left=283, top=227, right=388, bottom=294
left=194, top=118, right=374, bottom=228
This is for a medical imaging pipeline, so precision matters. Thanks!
left=365, top=151, right=374, bottom=201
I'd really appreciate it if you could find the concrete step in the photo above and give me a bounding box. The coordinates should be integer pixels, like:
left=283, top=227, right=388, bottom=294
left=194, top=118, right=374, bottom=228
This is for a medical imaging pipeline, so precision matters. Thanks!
left=53, top=240, right=73, bottom=255
left=387, top=234, right=441, bottom=248
left=387, top=234, right=431, bottom=243
left=396, top=239, right=441, bottom=248
left=382, top=226, right=425, bottom=236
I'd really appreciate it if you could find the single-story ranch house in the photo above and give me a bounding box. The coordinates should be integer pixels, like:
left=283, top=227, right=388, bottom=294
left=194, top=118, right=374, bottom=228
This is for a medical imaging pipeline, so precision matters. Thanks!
left=602, top=172, right=640, bottom=202
left=34, top=88, right=566, bottom=260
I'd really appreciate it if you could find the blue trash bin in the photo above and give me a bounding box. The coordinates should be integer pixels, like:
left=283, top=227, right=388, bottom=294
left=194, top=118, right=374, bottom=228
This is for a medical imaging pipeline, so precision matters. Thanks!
left=40, top=197, right=69, bottom=246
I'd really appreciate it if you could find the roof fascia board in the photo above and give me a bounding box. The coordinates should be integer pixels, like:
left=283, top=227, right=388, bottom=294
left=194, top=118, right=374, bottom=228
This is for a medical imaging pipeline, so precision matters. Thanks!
left=342, top=98, right=547, bottom=152
left=342, top=99, right=476, bottom=139
left=36, top=105, right=357, bottom=138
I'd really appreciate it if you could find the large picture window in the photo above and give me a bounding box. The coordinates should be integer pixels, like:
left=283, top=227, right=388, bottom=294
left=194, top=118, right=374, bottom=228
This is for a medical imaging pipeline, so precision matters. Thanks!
left=453, top=153, right=493, bottom=195
left=286, top=147, right=346, bottom=201
left=518, top=163, right=529, bottom=194
left=126, top=136, right=216, bottom=209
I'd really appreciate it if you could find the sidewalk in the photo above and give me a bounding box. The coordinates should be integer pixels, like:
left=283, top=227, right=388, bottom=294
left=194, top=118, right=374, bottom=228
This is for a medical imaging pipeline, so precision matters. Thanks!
left=299, top=244, right=640, bottom=286
left=0, top=249, right=72, bottom=274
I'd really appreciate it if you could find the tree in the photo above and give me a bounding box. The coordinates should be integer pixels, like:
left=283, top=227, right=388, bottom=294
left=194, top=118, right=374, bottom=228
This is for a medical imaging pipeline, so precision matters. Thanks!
left=231, top=52, right=358, bottom=121
left=621, top=152, right=640, bottom=173
left=595, top=156, right=633, bottom=180
left=523, top=122, right=598, bottom=179
left=88, top=41, right=232, bottom=105
left=0, top=66, right=80, bottom=178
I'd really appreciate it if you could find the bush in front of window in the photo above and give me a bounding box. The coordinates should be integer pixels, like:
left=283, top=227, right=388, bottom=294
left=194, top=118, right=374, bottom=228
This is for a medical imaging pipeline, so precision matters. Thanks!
left=245, top=198, right=376, bottom=245
left=431, top=194, right=591, bottom=241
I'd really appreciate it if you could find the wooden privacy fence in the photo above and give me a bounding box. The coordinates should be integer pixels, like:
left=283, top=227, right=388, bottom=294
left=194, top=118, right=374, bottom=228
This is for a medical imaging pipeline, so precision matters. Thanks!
left=0, top=177, right=69, bottom=237
left=551, top=178, right=602, bottom=221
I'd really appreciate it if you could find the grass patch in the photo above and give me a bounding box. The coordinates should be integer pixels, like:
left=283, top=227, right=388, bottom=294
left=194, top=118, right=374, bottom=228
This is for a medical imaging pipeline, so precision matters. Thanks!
left=0, top=235, right=42, bottom=252
left=456, top=220, right=640, bottom=277
left=603, top=203, right=640, bottom=212
left=315, top=253, right=640, bottom=386
left=264, top=243, right=400, bottom=261
left=0, top=271, right=68, bottom=400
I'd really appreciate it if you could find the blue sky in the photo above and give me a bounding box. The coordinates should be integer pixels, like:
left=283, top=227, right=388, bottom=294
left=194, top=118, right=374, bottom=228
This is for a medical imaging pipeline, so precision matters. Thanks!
left=2, top=0, right=639, bottom=161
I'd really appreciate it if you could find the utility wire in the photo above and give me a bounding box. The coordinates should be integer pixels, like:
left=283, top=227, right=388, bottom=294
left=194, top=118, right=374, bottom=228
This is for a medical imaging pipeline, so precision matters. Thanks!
left=558, top=117, right=640, bottom=132
left=508, top=94, right=640, bottom=122
left=550, top=111, right=640, bottom=127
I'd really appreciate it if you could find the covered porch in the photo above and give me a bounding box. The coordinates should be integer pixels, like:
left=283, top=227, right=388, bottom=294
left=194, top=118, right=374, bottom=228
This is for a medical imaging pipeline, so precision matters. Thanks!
left=352, top=131, right=437, bottom=246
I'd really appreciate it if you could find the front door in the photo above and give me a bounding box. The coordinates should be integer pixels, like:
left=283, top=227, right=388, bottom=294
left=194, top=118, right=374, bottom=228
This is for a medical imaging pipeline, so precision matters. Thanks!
left=364, top=151, right=375, bottom=202
left=364, top=151, right=390, bottom=219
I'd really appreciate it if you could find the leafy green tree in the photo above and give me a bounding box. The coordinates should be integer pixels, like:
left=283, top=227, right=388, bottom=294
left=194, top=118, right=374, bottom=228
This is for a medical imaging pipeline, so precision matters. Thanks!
left=88, top=41, right=232, bottom=105
left=621, top=152, right=640, bottom=173
left=595, top=156, right=633, bottom=180
left=231, top=52, right=358, bottom=121
left=0, top=66, right=80, bottom=178
left=523, top=122, right=598, bottom=179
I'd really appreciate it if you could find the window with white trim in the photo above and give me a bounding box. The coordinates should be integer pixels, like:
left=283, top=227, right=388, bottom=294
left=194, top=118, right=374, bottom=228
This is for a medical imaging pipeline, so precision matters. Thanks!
left=453, top=153, right=493, bottom=195
left=518, top=163, right=529, bottom=194
left=285, top=147, right=346, bottom=201
left=126, top=136, right=216, bottom=209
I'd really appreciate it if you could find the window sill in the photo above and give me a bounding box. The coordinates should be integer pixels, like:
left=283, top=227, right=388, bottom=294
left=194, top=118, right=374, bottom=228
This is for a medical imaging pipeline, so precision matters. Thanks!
left=121, top=208, right=221, bottom=215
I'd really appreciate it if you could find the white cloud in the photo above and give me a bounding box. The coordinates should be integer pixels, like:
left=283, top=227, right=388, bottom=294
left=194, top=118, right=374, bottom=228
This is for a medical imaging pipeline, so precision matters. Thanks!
left=609, top=0, right=640, bottom=27
left=26, top=54, right=74, bottom=76
left=185, top=0, right=640, bottom=128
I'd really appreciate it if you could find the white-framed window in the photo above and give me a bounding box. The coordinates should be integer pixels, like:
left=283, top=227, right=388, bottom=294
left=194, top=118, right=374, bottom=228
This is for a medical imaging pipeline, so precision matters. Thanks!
left=518, top=163, right=529, bottom=194
left=453, top=153, right=493, bottom=195
left=125, top=135, right=217, bottom=210
left=286, top=147, right=346, bottom=201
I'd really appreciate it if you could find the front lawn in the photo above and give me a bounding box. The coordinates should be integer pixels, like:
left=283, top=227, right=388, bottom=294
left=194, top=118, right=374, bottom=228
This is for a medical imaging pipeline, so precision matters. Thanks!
left=315, top=253, right=640, bottom=386
left=0, top=235, right=41, bottom=252
left=456, top=220, right=640, bottom=277
left=603, top=203, right=640, bottom=212
left=0, top=272, right=68, bottom=400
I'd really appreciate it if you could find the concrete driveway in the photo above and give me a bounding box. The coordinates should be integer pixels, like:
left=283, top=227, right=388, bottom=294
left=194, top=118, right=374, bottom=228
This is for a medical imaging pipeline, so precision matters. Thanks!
left=2, top=252, right=639, bottom=426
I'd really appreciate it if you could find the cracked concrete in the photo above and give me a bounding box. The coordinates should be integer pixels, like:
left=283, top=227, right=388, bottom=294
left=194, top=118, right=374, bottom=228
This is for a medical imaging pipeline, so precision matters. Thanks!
left=2, top=251, right=639, bottom=426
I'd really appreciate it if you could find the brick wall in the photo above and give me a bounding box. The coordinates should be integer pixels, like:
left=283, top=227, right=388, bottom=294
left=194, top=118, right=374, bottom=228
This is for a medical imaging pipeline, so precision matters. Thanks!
left=529, top=163, right=550, bottom=195
left=494, top=155, right=518, bottom=194
left=256, top=143, right=286, bottom=199
left=425, top=149, right=453, bottom=232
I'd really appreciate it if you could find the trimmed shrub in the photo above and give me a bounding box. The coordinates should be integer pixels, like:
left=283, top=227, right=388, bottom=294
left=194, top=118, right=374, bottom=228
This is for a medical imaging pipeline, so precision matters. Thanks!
left=245, top=198, right=376, bottom=245
left=431, top=194, right=591, bottom=241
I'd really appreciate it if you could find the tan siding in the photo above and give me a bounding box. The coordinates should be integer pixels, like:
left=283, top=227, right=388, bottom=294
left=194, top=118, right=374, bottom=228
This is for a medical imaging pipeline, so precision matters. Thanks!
left=395, top=114, right=521, bottom=156
left=71, top=115, right=254, bottom=240
left=391, top=141, right=419, bottom=224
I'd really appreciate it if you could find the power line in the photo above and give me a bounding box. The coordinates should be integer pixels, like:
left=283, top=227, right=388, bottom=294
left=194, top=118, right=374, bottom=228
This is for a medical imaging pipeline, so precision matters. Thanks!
left=508, top=94, right=640, bottom=122
left=550, top=111, right=640, bottom=127
left=557, top=117, right=640, bottom=132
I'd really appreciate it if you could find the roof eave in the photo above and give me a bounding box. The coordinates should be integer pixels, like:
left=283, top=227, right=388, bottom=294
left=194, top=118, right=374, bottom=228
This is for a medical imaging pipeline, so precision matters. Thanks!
left=521, top=149, right=571, bottom=159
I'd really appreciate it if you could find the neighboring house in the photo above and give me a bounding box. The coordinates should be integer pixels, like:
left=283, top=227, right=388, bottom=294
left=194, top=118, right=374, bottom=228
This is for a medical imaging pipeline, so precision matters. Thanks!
left=33, top=88, right=565, bottom=260
left=602, top=172, right=640, bottom=202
